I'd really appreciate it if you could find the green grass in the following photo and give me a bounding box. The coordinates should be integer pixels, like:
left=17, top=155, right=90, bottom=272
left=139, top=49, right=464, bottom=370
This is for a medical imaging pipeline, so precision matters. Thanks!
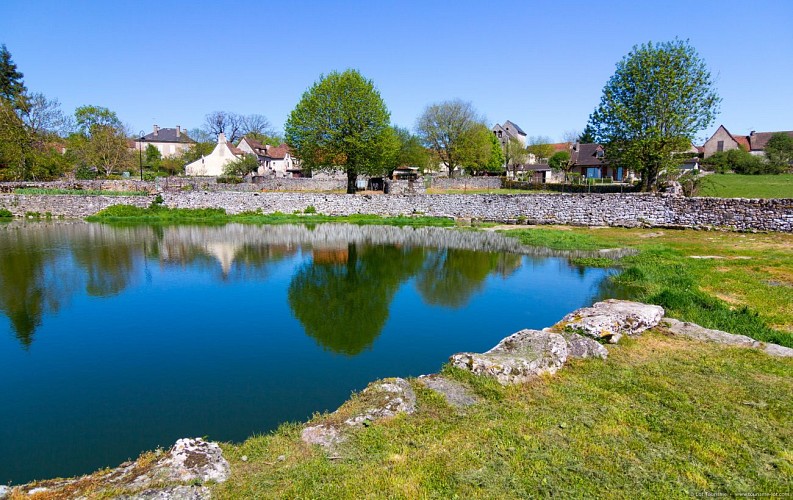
left=507, top=227, right=793, bottom=348
left=86, top=204, right=455, bottom=227
left=212, top=333, right=792, bottom=498
left=505, top=228, right=615, bottom=251
left=0, top=208, right=12, bottom=218
left=699, top=174, right=793, bottom=198
left=13, top=188, right=148, bottom=196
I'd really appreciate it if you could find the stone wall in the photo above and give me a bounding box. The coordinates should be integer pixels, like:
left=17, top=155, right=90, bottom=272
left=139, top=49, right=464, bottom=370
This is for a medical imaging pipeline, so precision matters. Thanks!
left=0, top=193, right=152, bottom=217
left=427, top=176, right=502, bottom=190
left=1, top=192, right=790, bottom=232
left=0, top=180, right=154, bottom=193
left=163, top=176, right=347, bottom=192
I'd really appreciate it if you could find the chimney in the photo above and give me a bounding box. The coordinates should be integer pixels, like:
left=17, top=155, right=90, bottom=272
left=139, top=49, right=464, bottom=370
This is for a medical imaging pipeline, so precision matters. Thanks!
left=153, top=125, right=159, bottom=136
left=176, top=125, right=181, bottom=137
left=264, top=144, right=270, bottom=154
left=218, top=132, right=226, bottom=144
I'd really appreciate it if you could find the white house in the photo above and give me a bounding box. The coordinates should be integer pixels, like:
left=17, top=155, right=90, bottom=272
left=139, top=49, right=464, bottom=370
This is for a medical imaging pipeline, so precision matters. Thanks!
left=237, top=136, right=300, bottom=177
left=134, top=125, right=195, bottom=158
left=185, top=133, right=244, bottom=176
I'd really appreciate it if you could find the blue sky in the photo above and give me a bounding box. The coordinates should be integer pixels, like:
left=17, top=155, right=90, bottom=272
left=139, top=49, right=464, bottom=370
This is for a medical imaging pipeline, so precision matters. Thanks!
left=2, top=0, right=792, bottom=143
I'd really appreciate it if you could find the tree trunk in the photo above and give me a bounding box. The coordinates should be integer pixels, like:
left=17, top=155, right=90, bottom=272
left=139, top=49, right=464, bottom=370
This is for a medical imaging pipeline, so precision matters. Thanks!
left=346, top=168, right=357, bottom=194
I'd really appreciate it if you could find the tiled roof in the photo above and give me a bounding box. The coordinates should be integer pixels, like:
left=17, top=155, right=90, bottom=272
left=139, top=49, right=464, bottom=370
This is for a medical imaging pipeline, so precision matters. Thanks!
left=140, top=128, right=195, bottom=144
left=226, top=142, right=244, bottom=155
left=748, top=130, right=793, bottom=151
left=570, top=143, right=606, bottom=166
left=550, top=142, right=572, bottom=153
left=240, top=136, right=289, bottom=159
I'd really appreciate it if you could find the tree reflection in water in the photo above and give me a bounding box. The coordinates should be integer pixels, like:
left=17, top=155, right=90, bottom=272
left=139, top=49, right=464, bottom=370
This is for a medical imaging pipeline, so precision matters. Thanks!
left=288, top=244, right=425, bottom=355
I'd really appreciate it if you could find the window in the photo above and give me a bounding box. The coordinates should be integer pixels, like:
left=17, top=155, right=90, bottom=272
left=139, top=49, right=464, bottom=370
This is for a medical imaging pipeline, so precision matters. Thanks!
left=717, top=140, right=724, bottom=152
left=497, top=131, right=502, bottom=138
left=596, top=150, right=604, bottom=159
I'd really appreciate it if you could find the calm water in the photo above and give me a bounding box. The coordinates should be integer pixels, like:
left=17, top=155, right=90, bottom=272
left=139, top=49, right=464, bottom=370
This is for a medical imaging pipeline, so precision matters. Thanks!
left=0, top=222, right=614, bottom=484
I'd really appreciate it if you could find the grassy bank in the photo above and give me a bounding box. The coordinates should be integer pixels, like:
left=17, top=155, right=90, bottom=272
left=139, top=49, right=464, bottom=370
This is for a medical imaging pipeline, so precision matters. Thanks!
left=86, top=204, right=455, bottom=227
left=214, top=332, right=791, bottom=498
left=699, top=174, right=793, bottom=198
left=505, top=227, right=793, bottom=347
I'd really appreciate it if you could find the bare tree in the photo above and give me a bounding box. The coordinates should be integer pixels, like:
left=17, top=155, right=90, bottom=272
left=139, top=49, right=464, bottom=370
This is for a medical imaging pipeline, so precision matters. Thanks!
left=203, top=111, right=243, bottom=142
left=19, top=92, right=67, bottom=137
left=561, top=129, right=581, bottom=143
left=239, top=114, right=275, bottom=138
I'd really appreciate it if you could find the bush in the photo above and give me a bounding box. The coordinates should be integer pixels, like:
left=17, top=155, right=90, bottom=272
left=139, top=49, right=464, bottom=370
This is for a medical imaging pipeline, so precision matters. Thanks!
left=702, top=149, right=772, bottom=174
left=216, top=176, right=243, bottom=184
left=0, top=208, right=13, bottom=218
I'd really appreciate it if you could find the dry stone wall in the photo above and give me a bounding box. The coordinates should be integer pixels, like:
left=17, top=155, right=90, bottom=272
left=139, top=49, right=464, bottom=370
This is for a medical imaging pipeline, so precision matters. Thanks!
left=0, top=191, right=790, bottom=232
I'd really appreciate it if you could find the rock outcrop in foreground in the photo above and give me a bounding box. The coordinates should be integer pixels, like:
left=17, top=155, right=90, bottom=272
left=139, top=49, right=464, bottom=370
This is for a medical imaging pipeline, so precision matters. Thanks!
left=553, top=299, right=665, bottom=344
left=5, top=438, right=229, bottom=499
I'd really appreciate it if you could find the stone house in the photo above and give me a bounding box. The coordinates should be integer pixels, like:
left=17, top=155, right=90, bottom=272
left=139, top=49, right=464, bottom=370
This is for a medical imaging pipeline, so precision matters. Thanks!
left=702, top=125, right=793, bottom=158
left=237, top=137, right=301, bottom=177
left=135, top=125, right=195, bottom=158
left=492, top=120, right=527, bottom=146
left=184, top=133, right=244, bottom=176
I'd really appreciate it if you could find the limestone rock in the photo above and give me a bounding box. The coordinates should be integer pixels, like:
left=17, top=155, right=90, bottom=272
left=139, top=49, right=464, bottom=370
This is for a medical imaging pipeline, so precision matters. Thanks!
left=664, top=318, right=760, bottom=347
left=301, top=378, right=416, bottom=450
left=763, top=343, right=793, bottom=358
left=449, top=329, right=568, bottom=385
left=563, top=332, right=609, bottom=359
left=9, top=438, right=229, bottom=499
left=554, top=300, right=665, bottom=343
left=301, top=424, right=347, bottom=448
left=0, top=485, right=9, bottom=499
left=665, top=318, right=793, bottom=357
left=345, top=378, right=417, bottom=426
left=154, top=438, right=230, bottom=484
left=418, top=374, right=479, bottom=408
left=117, top=485, right=211, bottom=500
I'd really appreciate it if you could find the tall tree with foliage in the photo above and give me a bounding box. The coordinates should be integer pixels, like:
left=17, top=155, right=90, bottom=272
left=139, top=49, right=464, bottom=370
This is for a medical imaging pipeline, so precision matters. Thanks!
left=764, top=133, right=793, bottom=173
left=0, top=44, right=26, bottom=106
left=415, top=99, right=489, bottom=178
left=549, top=150, right=572, bottom=182
left=588, top=39, right=720, bottom=191
left=391, top=126, right=430, bottom=174
left=526, top=136, right=555, bottom=162
left=503, top=136, right=527, bottom=178
left=285, top=69, right=397, bottom=193
left=74, top=105, right=123, bottom=134
left=577, top=124, right=597, bottom=144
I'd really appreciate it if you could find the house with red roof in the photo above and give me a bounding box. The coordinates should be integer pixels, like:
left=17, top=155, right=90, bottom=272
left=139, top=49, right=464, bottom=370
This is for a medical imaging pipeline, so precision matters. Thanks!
left=703, top=125, right=793, bottom=158
left=237, top=136, right=301, bottom=177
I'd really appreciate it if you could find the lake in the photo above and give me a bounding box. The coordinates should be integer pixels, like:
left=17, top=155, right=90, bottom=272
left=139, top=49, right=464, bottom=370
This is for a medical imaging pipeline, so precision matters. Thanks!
left=0, top=222, right=615, bottom=484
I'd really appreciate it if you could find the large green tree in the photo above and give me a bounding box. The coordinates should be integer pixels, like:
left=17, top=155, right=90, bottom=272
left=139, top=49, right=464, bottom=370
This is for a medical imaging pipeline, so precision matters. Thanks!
left=391, top=125, right=430, bottom=173
left=764, top=133, right=793, bottom=173
left=577, top=124, right=597, bottom=144
left=285, top=69, right=397, bottom=193
left=415, top=99, right=489, bottom=178
left=588, top=40, right=720, bottom=191
left=0, top=44, right=26, bottom=106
